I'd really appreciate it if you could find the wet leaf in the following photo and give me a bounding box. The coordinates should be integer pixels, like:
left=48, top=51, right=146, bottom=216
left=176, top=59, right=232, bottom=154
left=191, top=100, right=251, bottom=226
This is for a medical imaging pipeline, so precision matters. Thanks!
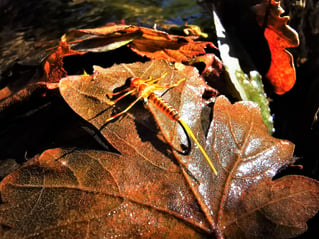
left=224, top=175, right=319, bottom=238
left=59, top=59, right=212, bottom=175
left=59, top=59, right=319, bottom=237
left=1, top=59, right=318, bottom=238
left=0, top=148, right=209, bottom=238
left=62, top=24, right=141, bottom=53
left=51, top=24, right=215, bottom=63
left=254, top=0, right=300, bottom=94
left=129, top=27, right=214, bottom=62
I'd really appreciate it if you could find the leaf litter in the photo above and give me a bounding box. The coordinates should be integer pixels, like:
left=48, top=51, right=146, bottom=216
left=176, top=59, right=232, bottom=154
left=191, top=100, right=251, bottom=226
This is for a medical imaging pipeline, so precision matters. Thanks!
left=0, top=5, right=318, bottom=238
left=1, top=58, right=318, bottom=238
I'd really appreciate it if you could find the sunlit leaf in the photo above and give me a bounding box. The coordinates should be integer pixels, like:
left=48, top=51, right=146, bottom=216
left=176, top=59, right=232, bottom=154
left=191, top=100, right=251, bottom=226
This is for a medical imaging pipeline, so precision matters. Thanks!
left=47, top=24, right=215, bottom=65
left=1, top=63, right=318, bottom=238
left=254, top=0, right=299, bottom=94
left=212, top=11, right=273, bottom=133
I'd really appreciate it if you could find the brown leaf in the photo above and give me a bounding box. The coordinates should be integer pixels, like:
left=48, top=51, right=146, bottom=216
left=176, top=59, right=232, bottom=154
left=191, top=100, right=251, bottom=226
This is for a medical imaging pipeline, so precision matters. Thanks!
left=2, top=60, right=317, bottom=238
left=53, top=24, right=215, bottom=63
left=129, top=26, right=215, bottom=62
left=0, top=148, right=209, bottom=238
left=59, top=59, right=210, bottom=173
left=190, top=96, right=299, bottom=237
left=224, top=176, right=319, bottom=238
left=63, top=23, right=135, bottom=41
left=63, top=24, right=142, bottom=53
left=57, top=59, right=318, bottom=237
left=254, top=0, right=299, bottom=94
left=58, top=59, right=226, bottom=234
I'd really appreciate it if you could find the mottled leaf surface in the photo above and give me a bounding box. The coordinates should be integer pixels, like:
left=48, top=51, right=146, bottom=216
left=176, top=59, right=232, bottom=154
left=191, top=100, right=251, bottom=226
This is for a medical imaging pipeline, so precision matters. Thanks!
left=1, top=60, right=318, bottom=238
left=0, top=148, right=208, bottom=239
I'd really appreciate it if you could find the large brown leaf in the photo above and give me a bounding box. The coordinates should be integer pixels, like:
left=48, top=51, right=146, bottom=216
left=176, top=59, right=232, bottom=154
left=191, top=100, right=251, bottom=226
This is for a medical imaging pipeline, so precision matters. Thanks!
left=1, top=60, right=318, bottom=238
left=0, top=148, right=208, bottom=238
left=57, top=59, right=317, bottom=237
left=59, top=59, right=214, bottom=179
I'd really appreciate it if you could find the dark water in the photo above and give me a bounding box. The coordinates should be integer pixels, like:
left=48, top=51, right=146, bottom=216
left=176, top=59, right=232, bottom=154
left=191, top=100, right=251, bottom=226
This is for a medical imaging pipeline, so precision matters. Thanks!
left=0, top=0, right=211, bottom=73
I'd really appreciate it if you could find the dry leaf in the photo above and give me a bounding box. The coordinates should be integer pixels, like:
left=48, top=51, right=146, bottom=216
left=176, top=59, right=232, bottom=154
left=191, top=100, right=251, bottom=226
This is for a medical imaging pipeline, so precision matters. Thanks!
left=254, top=0, right=299, bottom=94
left=46, top=24, right=215, bottom=66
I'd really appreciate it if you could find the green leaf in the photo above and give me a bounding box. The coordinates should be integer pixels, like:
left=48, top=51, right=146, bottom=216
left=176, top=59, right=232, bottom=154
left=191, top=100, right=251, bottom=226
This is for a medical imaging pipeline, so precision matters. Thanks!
left=213, top=11, right=274, bottom=134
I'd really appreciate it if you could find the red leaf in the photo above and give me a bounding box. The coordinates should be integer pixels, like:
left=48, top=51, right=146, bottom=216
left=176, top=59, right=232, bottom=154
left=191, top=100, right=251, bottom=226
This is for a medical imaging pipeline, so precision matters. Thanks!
left=43, top=40, right=85, bottom=82
left=255, top=0, right=299, bottom=94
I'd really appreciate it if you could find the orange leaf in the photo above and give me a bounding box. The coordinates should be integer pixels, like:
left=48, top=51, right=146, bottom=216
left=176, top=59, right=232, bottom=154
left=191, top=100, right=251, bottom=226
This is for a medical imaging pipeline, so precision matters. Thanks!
left=43, top=40, right=84, bottom=82
left=255, top=0, right=299, bottom=94
left=264, top=28, right=297, bottom=94
left=57, top=59, right=318, bottom=237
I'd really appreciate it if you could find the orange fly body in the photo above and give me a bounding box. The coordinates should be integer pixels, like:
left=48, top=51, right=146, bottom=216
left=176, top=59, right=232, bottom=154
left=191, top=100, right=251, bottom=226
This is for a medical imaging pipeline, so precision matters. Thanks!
left=104, top=74, right=218, bottom=175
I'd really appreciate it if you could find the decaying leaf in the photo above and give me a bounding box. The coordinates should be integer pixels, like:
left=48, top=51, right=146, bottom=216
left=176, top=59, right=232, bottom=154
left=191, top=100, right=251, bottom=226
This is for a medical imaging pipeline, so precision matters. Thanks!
left=1, top=84, right=318, bottom=238
left=0, top=148, right=209, bottom=238
left=0, top=3, right=318, bottom=238
left=254, top=0, right=300, bottom=94
left=129, top=28, right=214, bottom=62
left=46, top=23, right=214, bottom=66
left=59, top=59, right=214, bottom=174
left=43, top=40, right=85, bottom=82
left=224, top=175, right=319, bottom=238
left=62, top=24, right=141, bottom=53
left=60, top=59, right=318, bottom=238
left=1, top=62, right=318, bottom=237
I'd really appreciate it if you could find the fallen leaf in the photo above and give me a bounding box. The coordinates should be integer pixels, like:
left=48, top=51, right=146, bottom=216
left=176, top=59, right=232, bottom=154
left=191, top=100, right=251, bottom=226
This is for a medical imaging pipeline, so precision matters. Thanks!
left=63, top=23, right=135, bottom=41
left=0, top=148, right=209, bottom=238
left=1, top=65, right=318, bottom=238
left=58, top=59, right=318, bottom=237
left=62, top=24, right=142, bottom=53
left=224, top=175, right=319, bottom=238
left=59, top=59, right=213, bottom=174
left=43, top=40, right=85, bottom=82
left=129, top=26, right=214, bottom=62
left=48, top=24, right=215, bottom=66
left=254, top=0, right=300, bottom=94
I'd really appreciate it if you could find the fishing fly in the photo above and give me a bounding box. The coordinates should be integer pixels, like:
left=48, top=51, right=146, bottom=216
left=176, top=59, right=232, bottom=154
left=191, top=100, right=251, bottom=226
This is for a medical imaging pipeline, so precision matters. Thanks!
left=100, top=72, right=218, bottom=175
